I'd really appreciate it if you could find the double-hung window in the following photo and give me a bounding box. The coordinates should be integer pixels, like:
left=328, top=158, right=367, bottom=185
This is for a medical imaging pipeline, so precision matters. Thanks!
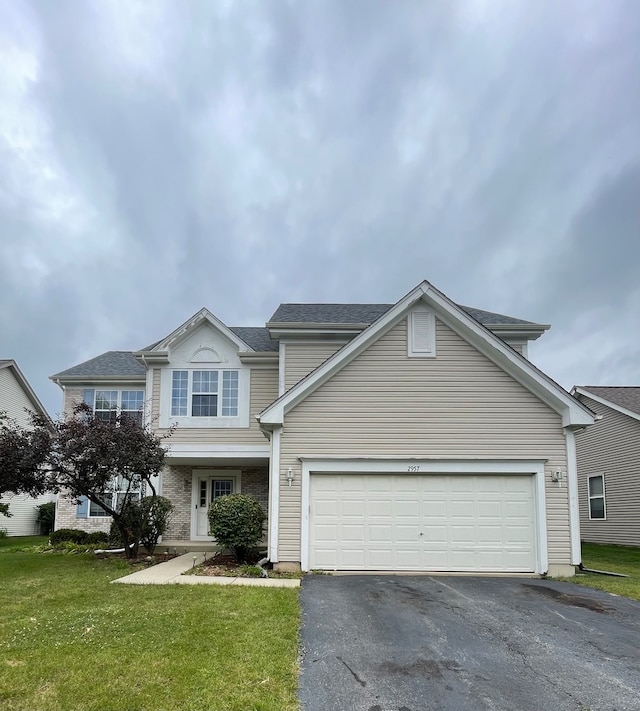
left=171, top=370, right=239, bottom=418
left=84, top=389, right=145, bottom=425
left=82, top=477, right=142, bottom=518
left=588, top=474, right=606, bottom=520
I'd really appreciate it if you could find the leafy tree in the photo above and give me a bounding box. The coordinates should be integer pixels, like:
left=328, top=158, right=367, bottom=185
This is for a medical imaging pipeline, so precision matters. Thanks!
left=207, top=493, right=265, bottom=563
left=0, top=404, right=171, bottom=558
left=0, top=412, right=51, bottom=517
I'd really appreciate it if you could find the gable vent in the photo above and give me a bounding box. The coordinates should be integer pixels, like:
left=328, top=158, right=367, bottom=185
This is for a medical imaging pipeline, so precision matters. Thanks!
left=408, top=308, right=436, bottom=358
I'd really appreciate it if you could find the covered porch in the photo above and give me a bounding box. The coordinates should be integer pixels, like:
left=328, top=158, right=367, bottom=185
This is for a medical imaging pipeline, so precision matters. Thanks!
left=159, top=449, right=270, bottom=549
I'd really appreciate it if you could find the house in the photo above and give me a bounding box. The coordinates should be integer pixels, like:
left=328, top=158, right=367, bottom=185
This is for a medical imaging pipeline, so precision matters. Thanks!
left=571, top=386, right=640, bottom=547
left=0, top=360, right=55, bottom=536
left=50, top=280, right=595, bottom=576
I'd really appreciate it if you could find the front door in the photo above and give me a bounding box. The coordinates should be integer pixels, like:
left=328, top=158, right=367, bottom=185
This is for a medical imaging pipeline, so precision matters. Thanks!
left=194, top=471, right=239, bottom=538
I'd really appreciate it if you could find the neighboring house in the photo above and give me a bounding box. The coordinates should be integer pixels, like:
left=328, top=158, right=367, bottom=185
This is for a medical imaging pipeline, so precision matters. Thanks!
left=50, top=280, right=595, bottom=576
left=571, top=386, right=640, bottom=547
left=0, top=360, right=55, bottom=536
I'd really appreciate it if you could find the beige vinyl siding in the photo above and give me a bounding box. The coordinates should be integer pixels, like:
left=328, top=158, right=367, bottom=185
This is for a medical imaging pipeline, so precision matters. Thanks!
left=575, top=396, right=640, bottom=546
left=0, top=368, right=37, bottom=427
left=284, top=342, right=345, bottom=390
left=278, top=317, right=569, bottom=563
left=154, top=367, right=278, bottom=445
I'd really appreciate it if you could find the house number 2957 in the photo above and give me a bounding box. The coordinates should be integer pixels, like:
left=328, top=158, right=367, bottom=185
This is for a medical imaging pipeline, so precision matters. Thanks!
left=407, top=465, right=420, bottom=472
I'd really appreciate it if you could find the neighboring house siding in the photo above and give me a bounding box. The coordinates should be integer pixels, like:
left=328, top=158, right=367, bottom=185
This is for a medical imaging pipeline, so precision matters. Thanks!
left=0, top=493, right=55, bottom=536
left=284, top=343, right=345, bottom=390
left=153, top=367, right=278, bottom=445
left=278, top=318, right=569, bottom=563
left=0, top=368, right=36, bottom=427
left=575, top=396, right=640, bottom=546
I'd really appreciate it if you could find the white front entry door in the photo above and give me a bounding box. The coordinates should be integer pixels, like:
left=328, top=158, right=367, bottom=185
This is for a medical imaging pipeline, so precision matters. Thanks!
left=309, top=473, right=536, bottom=572
left=194, top=470, right=240, bottom=538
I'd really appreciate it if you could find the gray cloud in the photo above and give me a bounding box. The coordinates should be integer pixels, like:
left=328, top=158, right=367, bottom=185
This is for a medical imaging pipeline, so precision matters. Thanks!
left=1, top=0, right=638, bottom=416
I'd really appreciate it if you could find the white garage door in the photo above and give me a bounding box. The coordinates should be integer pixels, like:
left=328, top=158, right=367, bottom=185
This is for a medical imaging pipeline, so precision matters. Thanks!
left=309, top=473, right=536, bottom=572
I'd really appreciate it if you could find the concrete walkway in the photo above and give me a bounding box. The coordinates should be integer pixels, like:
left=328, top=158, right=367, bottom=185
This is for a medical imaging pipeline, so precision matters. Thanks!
left=112, top=552, right=300, bottom=588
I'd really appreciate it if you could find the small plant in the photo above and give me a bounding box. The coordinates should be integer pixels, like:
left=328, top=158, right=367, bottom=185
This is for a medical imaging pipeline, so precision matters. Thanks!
left=239, top=564, right=265, bottom=577
left=50, top=528, right=89, bottom=545
left=0, top=527, right=7, bottom=539
left=36, top=501, right=56, bottom=535
left=208, top=494, right=265, bottom=563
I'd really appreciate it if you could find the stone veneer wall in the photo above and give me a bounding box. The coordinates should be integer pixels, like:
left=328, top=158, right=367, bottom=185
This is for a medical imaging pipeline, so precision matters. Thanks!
left=162, top=465, right=269, bottom=541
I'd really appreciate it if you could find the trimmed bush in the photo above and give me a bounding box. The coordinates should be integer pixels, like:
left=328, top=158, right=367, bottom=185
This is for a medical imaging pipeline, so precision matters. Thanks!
left=207, top=494, right=265, bottom=563
left=50, top=528, right=89, bottom=545
left=86, top=531, right=109, bottom=545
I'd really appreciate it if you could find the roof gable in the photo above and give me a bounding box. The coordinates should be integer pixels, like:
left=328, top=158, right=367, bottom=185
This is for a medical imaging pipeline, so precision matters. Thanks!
left=259, top=280, right=594, bottom=429
left=148, top=308, right=254, bottom=353
left=1, top=360, right=51, bottom=420
left=572, top=386, right=640, bottom=423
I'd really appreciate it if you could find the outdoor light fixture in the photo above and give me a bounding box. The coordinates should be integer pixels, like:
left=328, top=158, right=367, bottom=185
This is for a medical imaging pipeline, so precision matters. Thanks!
left=551, top=469, right=563, bottom=482
left=286, top=467, right=294, bottom=487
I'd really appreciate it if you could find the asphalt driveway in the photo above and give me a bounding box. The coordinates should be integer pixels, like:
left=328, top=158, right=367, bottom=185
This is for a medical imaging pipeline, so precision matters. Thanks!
left=299, top=575, right=640, bottom=711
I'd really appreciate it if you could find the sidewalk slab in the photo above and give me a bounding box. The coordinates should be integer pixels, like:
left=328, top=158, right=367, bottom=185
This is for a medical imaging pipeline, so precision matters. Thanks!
left=112, top=552, right=300, bottom=587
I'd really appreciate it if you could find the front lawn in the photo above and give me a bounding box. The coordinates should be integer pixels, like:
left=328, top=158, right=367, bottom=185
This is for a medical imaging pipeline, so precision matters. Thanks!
left=0, top=546, right=299, bottom=711
left=566, top=542, right=640, bottom=601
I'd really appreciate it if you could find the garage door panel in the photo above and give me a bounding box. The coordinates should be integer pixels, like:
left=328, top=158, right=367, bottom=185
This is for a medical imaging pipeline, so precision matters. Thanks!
left=309, top=473, right=536, bottom=572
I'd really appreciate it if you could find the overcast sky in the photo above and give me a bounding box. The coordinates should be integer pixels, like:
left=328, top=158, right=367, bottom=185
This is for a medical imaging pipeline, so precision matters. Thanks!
left=1, top=0, right=638, bottom=418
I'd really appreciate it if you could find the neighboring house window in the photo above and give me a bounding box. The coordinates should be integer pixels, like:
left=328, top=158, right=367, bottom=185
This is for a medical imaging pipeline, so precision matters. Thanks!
left=588, top=475, right=606, bottom=520
left=83, top=389, right=145, bottom=425
left=78, top=477, right=142, bottom=518
left=171, top=370, right=239, bottom=417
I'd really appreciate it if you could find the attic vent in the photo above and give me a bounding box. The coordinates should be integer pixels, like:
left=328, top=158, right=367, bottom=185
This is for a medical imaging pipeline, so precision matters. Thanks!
left=408, top=308, right=436, bottom=358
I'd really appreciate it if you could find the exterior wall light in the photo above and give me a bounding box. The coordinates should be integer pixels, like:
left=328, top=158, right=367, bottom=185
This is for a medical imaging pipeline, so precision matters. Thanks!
left=286, top=467, right=294, bottom=487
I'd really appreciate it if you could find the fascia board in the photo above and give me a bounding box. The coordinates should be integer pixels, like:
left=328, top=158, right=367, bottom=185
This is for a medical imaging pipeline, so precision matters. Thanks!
left=134, top=351, right=169, bottom=365
left=426, top=290, right=594, bottom=428
left=573, top=388, right=640, bottom=424
left=259, top=283, right=431, bottom=425
left=50, top=375, right=146, bottom=385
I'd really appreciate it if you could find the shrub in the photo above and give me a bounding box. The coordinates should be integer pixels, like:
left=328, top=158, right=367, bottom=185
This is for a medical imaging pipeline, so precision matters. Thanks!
left=86, top=531, right=109, bottom=545
left=36, top=501, right=56, bottom=535
left=0, top=527, right=7, bottom=539
left=207, top=494, right=265, bottom=563
left=138, top=496, right=174, bottom=553
left=50, top=528, right=88, bottom=545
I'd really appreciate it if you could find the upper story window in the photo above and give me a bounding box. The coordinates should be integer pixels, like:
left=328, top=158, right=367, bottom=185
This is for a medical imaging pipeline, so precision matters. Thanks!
left=171, top=370, right=239, bottom=418
left=83, top=389, right=145, bottom=425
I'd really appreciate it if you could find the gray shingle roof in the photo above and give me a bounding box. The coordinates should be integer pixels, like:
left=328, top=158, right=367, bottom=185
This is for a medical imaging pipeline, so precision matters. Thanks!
left=51, top=351, right=146, bottom=379
left=229, top=327, right=279, bottom=352
left=578, top=387, right=640, bottom=416
left=268, top=303, right=537, bottom=327
left=53, top=302, right=538, bottom=380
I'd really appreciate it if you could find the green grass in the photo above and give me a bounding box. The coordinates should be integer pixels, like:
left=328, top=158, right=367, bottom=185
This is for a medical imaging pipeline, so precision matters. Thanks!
left=565, top=542, right=640, bottom=601
left=0, top=546, right=299, bottom=711
left=0, top=535, right=49, bottom=551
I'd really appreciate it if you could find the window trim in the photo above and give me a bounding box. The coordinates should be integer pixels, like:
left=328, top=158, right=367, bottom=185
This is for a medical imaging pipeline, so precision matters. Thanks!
left=84, top=389, right=145, bottom=424
left=587, top=473, right=606, bottom=521
left=163, top=368, right=248, bottom=428
left=82, top=478, right=143, bottom=519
